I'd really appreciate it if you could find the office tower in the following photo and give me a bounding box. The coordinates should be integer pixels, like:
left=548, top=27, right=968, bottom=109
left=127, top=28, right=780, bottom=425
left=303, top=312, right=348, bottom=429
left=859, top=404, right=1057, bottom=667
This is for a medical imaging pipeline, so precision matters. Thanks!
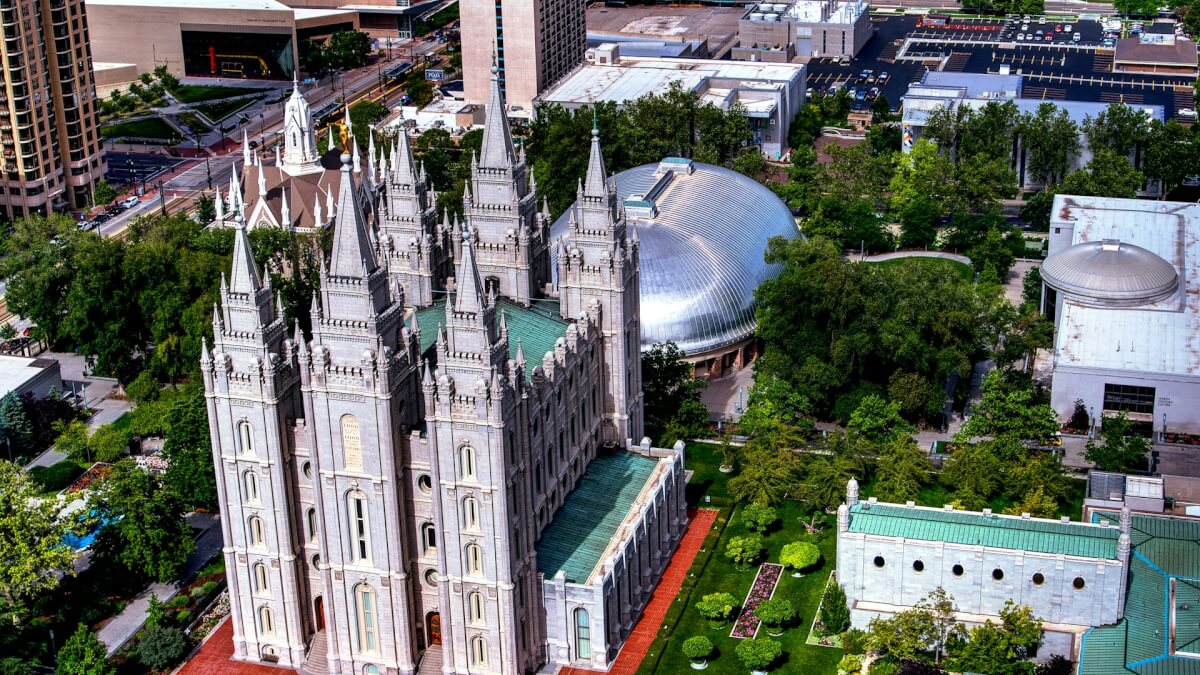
left=460, top=0, right=586, bottom=113
left=0, top=0, right=105, bottom=218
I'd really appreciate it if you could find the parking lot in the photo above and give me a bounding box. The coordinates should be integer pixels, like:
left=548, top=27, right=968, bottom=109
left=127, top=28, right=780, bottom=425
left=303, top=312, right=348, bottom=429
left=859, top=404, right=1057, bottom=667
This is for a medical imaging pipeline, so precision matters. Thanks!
left=804, top=12, right=1197, bottom=120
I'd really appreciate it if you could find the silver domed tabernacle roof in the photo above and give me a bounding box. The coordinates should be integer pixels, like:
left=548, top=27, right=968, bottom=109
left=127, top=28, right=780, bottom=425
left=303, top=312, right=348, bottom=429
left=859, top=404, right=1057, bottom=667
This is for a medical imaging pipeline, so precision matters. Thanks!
left=552, top=159, right=799, bottom=356
left=1041, top=238, right=1179, bottom=306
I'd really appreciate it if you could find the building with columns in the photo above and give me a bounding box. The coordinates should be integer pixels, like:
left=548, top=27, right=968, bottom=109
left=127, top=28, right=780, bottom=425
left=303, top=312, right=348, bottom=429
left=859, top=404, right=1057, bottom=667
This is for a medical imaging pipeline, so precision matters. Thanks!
left=201, top=63, right=686, bottom=675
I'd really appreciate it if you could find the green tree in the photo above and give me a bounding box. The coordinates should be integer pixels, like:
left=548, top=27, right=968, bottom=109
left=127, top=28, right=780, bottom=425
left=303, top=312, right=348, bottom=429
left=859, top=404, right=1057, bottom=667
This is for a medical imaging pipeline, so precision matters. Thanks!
left=735, top=638, right=782, bottom=672
left=682, top=635, right=714, bottom=665
left=640, top=341, right=706, bottom=445
left=92, top=180, right=117, bottom=206
left=696, top=591, right=739, bottom=626
left=404, top=67, right=435, bottom=108
left=729, top=442, right=801, bottom=505
left=866, top=589, right=959, bottom=664
left=733, top=147, right=767, bottom=178
left=89, top=423, right=131, bottom=464
left=780, top=540, right=821, bottom=574
left=941, top=443, right=1005, bottom=505
left=1057, top=149, right=1144, bottom=199
left=898, top=197, right=939, bottom=250
left=193, top=191, right=216, bottom=225
left=725, top=534, right=764, bottom=571
left=957, top=371, right=1058, bottom=442
left=300, top=39, right=328, bottom=77
left=162, top=387, right=217, bottom=510
left=324, top=30, right=371, bottom=70
left=847, top=395, right=913, bottom=443
left=1019, top=103, right=1080, bottom=186
left=55, top=624, right=115, bottom=675
left=1003, top=484, right=1059, bottom=519
left=740, top=503, right=779, bottom=534
left=874, top=437, right=934, bottom=504
left=945, top=601, right=1041, bottom=675
left=1143, top=119, right=1199, bottom=195
left=1084, top=413, right=1150, bottom=473
left=137, top=625, right=187, bottom=670
left=754, top=597, right=795, bottom=632
left=0, top=392, right=33, bottom=452
left=89, top=459, right=196, bottom=582
left=820, top=580, right=851, bottom=634
left=0, top=460, right=78, bottom=620
left=348, top=99, right=389, bottom=151
left=1083, top=102, right=1151, bottom=156
left=889, top=139, right=956, bottom=216
left=53, top=419, right=92, bottom=464
left=818, top=142, right=895, bottom=207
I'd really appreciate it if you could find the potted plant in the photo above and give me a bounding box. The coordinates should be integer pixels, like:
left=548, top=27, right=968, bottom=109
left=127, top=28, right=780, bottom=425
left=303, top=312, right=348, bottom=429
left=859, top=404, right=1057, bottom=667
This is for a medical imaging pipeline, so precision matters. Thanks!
left=752, top=598, right=794, bottom=637
left=682, top=635, right=714, bottom=670
left=735, top=637, right=781, bottom=675
left=780, top=541, right=820, bottom=578
left=696, top=592, right=739, bottom=629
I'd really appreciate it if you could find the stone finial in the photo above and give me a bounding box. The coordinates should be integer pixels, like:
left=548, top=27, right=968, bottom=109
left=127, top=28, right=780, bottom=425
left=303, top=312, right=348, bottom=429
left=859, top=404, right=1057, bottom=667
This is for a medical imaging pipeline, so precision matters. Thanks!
left=847, top=477, right=860, bottom=507
left=1118, top=531, right=1131, bottom=560
left=837, top=503, right=850, bottom=533
left=1120, top=505, right=1133, bottom=534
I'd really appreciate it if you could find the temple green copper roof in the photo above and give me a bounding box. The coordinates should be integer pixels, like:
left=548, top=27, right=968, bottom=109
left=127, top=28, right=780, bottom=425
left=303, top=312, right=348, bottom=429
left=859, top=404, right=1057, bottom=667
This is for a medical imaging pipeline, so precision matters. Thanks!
left=847, top=503, right=1120, bottom=559
left=536, top=452, right=659, bottom=584
left=1079, top=512, right=1200, bottom=675
left=413, top=295, right=568, bottom=380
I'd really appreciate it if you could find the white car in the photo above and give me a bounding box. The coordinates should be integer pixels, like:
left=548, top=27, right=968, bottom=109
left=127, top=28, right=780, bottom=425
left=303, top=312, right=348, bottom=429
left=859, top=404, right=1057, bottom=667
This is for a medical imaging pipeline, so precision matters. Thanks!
left=1064, top=25, right=1072, bottom=32
left=1178, top=108, right=1197, bottom=118
left=120, top=196, right=140, bottom=209
left=1017, top=33, right=1025, bottom=40
left=1038, top=16, right=1046, bottom=24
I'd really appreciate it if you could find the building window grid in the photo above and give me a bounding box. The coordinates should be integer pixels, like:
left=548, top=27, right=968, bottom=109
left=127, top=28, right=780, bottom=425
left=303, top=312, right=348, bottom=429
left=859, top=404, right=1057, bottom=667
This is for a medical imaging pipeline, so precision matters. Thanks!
left=1103, top=383, right=1155, bottom=415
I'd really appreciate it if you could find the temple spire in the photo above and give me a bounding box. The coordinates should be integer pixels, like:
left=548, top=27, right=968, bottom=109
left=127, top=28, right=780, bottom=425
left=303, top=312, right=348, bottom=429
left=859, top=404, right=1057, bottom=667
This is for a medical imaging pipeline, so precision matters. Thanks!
left=328, top=153, right=378, bottom=278
left=583, top=108, right=609, bottom=198
left=454, top=225, right=486, bottom=315
left=242, top=129, right=251, bottom=166
left=478, top=53, right=516, bottom=169
left=229, top=220, right=262, bottom=294
left=394, top=127, right=417, bottom=184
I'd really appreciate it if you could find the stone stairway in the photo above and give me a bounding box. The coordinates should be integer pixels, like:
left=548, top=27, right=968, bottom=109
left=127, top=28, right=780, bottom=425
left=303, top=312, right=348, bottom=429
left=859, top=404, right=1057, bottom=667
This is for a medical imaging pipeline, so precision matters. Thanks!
left=300, top=630, right=328, bottom=675
left=416, top=646, right=443, bottom=675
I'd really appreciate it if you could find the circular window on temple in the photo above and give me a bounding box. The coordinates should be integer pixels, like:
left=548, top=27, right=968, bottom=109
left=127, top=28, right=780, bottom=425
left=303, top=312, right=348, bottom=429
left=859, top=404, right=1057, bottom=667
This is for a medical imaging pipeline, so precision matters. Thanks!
left=1032, top=572, right=1046, bottom=586
left=417, top=474, right=433, bottom=494
left=424, top=568, right=440, bottom=586
left=912, top=560, right=925, bottom=573
left=952, top=564, right=964, bottom=577
left=992, top=568, right=1005, bottom=581
left=873, top=556, right=886, bottom=569
left=1073, top=577, right=1086, bottom=591
left=302, top=461, right=312, bottom=479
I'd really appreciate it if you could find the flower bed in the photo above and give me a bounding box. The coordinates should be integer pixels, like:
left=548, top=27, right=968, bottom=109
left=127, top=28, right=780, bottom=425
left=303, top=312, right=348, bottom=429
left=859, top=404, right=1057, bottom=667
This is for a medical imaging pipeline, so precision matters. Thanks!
left=65, top=462, right=112, bottom=494
left=730, top=563, right=782, bottom=639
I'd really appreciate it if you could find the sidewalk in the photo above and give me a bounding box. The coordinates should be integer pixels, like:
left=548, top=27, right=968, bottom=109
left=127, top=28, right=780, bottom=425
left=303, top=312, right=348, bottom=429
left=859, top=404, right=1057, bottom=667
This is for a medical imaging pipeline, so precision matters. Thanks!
left=97, top=513, right=224, bottom=656
left=24, top=351, right=132, bottom=469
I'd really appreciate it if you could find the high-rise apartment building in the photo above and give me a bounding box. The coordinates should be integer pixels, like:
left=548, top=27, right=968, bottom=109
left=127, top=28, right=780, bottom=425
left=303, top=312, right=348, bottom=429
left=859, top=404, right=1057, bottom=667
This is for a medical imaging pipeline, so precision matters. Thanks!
left=461, top=0, right=586, bottom=114
left=0, top=0, right=104, bottom=218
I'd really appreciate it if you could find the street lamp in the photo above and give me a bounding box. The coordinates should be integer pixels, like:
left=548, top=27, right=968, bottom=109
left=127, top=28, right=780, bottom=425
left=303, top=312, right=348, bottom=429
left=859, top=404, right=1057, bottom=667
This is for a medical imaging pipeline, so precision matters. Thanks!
left=205, top=156, right=212, bottom=190
left=158, top=181, right=166, bottom=215
left=259, top=112, right=266, bottom=145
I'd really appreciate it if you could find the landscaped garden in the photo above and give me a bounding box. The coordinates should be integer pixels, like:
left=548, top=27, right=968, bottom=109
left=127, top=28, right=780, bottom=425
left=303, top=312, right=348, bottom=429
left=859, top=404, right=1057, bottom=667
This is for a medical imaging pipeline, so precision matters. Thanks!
left=638, top=442, right=843, bottom=675
left=869, top=256, right=975, bottom=284
left=100, top=117, right=177, bottom=141
left=194, top=95, right=261, bottom=123
left=172, top=85, right=266, bottom=104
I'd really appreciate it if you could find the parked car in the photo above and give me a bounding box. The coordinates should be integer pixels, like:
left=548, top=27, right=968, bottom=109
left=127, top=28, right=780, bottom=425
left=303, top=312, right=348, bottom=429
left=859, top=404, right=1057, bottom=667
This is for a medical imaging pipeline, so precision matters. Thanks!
left=1045, top=33, right=1054, bottom=40
left=1038, top=16, right=1046, bottom=24
left=1017, top=32, right=1025, bottom=40
left=879, top=71, right=889, bottom=82
left=855, top=90, right=867, bottom=102
left=120, top=196, right=140, bottom=208
left=1178, top=108, right=1197, bottom=118
left=92, top=213, right=111, bottom=225
left=1073, top=32, right=1082, bottom=41
left=1064, top=24, right=1072, bottom=32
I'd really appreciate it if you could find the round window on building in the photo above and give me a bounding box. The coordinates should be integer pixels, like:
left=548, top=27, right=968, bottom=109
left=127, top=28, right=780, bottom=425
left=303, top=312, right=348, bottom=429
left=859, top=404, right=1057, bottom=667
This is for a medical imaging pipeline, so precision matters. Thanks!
left=992, top=568, right=1005, bottom=581
left=1032, top=572, right=1045, bottom=586
left=873, top=556, right=885, bottom=569
left=311, top=554, right=321, bottom=569
left=1073, top=577, right=1086, bottom=591
left=302, top=461, right=312, bottom=479
left=424, top=568, right=440, bottom=586
left=952, top=564, right=964, bottom=577
left=417, top=474, right=433, bottom=494
left=912, top=560, right=924, bottom=573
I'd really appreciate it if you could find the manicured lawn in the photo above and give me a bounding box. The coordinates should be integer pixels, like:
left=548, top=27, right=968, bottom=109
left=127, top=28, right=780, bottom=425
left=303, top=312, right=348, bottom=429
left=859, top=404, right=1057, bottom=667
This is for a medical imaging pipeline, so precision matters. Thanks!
left=871, top=256, right=975, bottom=284
left=172, top=85, right=266, bottom=104
left=639, top=443, right=843, bottom=675
left=195, top=95, right=260, bottom=122
left=100, top=117, right=176, bottom=140
left=859, top=473, right=1089, bottom=520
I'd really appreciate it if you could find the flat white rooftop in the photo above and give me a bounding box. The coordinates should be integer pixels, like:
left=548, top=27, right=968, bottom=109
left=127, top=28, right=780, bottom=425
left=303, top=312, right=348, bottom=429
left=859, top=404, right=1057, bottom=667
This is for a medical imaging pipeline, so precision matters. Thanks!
left=540, top=53, right=804, bottom=105
left=293, top=7, right=355, bottom=19
left=86, top=0, right=292, bottom=10
left=1051, top=196, right=1200, bottom=377
left=0, top=355, right=57, bottom=400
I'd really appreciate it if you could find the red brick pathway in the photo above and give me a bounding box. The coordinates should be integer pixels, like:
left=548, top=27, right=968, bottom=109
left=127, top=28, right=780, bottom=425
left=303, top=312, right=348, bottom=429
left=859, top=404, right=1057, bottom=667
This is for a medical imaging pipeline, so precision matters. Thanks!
left=177, top=618, right=296, bottom=675
left=563, top=507, right=720, bottom=675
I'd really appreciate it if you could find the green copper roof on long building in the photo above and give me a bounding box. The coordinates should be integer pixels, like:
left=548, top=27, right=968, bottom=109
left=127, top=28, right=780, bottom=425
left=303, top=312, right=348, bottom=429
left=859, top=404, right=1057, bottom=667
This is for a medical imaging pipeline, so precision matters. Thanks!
left=414, top=296, right=567, bottom=380
left=847, top=502, right=1121, bottom=559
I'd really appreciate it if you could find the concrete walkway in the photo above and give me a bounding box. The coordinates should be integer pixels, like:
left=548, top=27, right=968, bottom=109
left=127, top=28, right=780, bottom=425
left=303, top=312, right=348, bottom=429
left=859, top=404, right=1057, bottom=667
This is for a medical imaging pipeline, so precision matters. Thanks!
left=859, top=250, right=974, bottom=265
left=24, top=351, right=132, bottom=469
left=97, top=513, right=224, bottom=656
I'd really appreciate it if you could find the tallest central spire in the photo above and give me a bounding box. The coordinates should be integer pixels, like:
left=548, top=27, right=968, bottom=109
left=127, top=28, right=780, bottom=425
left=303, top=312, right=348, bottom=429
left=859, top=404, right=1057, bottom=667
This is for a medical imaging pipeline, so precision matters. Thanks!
left=479, top=54, right=516, bottom=169
left=583, top=110, right=608, bottom=198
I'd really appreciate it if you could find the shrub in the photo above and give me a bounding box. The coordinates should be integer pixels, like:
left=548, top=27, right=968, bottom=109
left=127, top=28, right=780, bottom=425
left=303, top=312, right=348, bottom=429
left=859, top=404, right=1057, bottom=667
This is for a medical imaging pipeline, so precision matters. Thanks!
left=138, top=625, right=187, bottom=670
left=735, top=637, right=781, bottom=672
left=201, top=581, right=219, bottom=595
left=725, top=534, right=764, bottom=570
left=56, top=624, right=114, bottom=675
left=695, top=592, right=739, bottom=626
left=841, top=627, right=867, bottom=655
left=869, top=658, right=900, bottom=675
left=820, top=580, right=851, bottom=635
left=681, top=636, right=714, bottom=662
left=189, top=586, right=207, bottom=599
left=740, top=503, right=779, bottom=533
left=780, top=541, right=821, bottom=573
left=753, top=598, right=795, bottom=630
left=839, top=653, right=863, bottom=674
left=168, top=595, right=190, bottom=608
left=126, top=371, right=162, bottom=404
left=174, top=609, right=192, bottom=625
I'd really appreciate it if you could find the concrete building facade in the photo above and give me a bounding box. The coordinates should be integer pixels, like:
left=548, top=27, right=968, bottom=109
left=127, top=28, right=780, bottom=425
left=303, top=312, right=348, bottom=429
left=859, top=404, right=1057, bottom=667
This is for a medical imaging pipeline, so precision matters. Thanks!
left=460, top=0, right=585, bottom=115
left=202, top=68, right=687, bottom=675
left=0, top=0, right=105, bottom=216
left=732, top=0, right=871, bottom=62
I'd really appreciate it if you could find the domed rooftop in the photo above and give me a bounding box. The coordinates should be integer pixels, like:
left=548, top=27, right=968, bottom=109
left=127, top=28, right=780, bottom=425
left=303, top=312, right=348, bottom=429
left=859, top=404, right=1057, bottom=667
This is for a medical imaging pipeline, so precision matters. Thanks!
left=552, top=159, right=799, bottom=356
left=1041, top=238, right=1179, bottom=306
